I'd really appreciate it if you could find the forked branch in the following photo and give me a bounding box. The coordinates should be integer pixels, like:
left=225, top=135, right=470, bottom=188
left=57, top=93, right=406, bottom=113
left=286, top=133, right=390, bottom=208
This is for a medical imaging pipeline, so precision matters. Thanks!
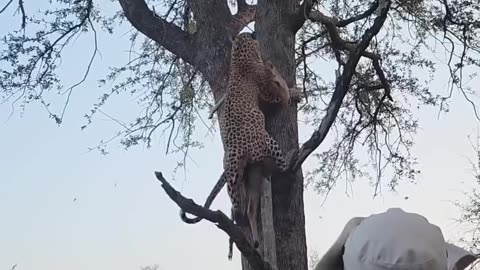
left=118, top=0, right=199, bottom=67
left=291, top=0, right=392, bottom=171
left=154, top=171, right=273, bottom=270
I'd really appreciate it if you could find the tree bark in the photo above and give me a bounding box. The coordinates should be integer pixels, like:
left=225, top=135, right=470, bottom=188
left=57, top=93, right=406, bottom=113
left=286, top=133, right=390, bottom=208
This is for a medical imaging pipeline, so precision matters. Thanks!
left=260, top=179, right=278, bottom=269
left=241, top=166, right=278, bottom=270
left=239, top=1, right=308, bottom=269
left=120, top=1, right=308, bottom=270
left=256, top=1, right=309, bottom=270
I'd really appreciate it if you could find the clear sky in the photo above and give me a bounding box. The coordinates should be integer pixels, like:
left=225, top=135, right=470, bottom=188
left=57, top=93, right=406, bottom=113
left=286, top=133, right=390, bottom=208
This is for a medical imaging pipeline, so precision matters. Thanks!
left=1, top=2, right=479, bottom=270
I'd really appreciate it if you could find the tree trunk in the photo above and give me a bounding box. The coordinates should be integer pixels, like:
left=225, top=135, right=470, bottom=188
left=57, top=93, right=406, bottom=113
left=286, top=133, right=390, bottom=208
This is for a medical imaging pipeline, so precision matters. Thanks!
left=119, top=1, right=307, bottom=269
left=241, top=166, right=278, bottom=270
left=196, top=3, right=307, bottom=270
left=260, top=178, right=278, bottom=269
left=256, top=1, right=309, bottom=270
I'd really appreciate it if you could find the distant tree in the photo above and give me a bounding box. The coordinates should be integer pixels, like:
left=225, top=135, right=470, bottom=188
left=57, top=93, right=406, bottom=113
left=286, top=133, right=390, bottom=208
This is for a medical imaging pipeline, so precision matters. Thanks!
left=457, top=135, right=480, bottom=252
left=1, top=0, right=480, bottom=270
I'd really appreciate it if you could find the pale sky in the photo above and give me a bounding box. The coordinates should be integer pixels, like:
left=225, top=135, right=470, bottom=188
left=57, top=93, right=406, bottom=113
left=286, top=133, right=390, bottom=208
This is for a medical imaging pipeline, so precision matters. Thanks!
left=1, top=2, right=480, bottom=270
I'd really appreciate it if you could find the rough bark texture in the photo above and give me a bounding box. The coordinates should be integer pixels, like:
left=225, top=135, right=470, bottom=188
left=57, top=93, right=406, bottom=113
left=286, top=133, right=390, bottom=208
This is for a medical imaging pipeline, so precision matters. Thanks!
left=260, top=179, right=278, bottom=269
left=241, top=168, right=278, bottom=270
left=155, top=171, right=274, bottom=270
left=119, top=1, right=308, bottom=270
left=256, top=1, right=308, bottom=270
left=238, top=1, right=308, bottom=270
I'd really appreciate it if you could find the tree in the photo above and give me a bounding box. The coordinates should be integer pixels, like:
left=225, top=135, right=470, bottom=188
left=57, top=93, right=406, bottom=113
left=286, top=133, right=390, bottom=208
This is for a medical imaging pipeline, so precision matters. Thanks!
left=1, top=0, right=479, bottom=270
left=457, top=135, right=480, bottom=253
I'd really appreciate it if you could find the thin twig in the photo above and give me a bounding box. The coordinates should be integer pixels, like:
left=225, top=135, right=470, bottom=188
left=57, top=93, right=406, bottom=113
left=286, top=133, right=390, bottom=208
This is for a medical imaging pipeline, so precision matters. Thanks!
left=291, top=0, right=392, bottom=171
left=0, top=0, right=14, bottom=13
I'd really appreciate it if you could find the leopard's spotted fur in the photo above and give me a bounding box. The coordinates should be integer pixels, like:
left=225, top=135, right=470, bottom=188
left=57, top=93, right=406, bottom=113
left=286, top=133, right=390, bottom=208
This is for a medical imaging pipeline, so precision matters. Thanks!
left=220, top=33, right=297, bottom=225
left=180, top=32, right=300, bottom=250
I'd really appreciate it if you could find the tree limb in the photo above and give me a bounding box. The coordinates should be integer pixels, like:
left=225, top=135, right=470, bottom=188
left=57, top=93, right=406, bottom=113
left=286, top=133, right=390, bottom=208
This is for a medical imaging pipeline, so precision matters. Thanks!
left=118, top=0, right=199, bottom=67
left=290, top=0, right=315, bottom=33
left=17, top=0, right=26, bottom=29
left=335, top=2, right=378, bottom=27
left=0, top=0, right=26, bottom=29
left=154, top=171, right=273, bottom=270
left=305, top=6, right=392, bottom=100
left=0, top=0, right=14, bottom=13
left=208, top=93, right=226, bottom=119
left=291, top=0, right=392, bottom=171
left=292, top=0, right=379, bottom=34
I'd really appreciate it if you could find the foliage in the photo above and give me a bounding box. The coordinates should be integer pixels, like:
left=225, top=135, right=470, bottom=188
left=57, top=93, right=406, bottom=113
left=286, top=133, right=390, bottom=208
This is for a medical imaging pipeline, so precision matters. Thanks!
left=1, top=0, right=480, bottom=194
left=456, top=135, right=480, bottom=250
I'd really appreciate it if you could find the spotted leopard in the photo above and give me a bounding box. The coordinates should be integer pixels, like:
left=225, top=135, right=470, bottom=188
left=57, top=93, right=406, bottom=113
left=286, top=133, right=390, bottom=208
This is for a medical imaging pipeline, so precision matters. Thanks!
left=180, top=32, right=300, bottom=250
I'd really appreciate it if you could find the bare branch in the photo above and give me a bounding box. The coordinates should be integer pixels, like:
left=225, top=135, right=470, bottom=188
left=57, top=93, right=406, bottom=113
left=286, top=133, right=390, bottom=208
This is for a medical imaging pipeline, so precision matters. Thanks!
left=372, top=58, right=392, bottom=101
left=290, top=0, right=315, bottom=33
left=0, top=0, right=13, bottom=13
left=154, top=171, right=273, bottom=270
left=118, top=0, right=199, bottom=67
left=208, top=93, right=226, bottom=119
left=0, top=0, right=26, bottom=30
left=335, top=1, right=378, bottom=27
left=291, top=0, right=392, bottom=171
left=17, top=0, right=25, bottom=29
left=291, top=0, right=378, bottom=33
left=60, top=16, right=100, bottom=123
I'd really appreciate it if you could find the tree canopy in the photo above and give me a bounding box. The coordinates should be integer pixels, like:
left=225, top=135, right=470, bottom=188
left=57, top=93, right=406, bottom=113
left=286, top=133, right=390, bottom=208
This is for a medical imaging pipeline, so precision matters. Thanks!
left=1, top=0, right=479, bottom=191
left=1, top=0, right=480, bottom=269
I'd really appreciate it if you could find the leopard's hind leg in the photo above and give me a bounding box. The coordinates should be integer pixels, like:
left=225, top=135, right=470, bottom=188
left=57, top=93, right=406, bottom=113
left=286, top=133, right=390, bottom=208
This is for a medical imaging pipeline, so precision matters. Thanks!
left=245, top=162, right=264, bottom=249
left=263, top=132, right=294, bottom=172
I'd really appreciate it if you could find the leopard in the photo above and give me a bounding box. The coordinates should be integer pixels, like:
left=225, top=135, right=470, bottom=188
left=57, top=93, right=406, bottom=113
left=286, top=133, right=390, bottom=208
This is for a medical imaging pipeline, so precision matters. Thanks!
left=180, top=32, right=301, bottom=251
left=208, top=59, right=302, bottom=119
left=179, top=61, right=294, bottom=224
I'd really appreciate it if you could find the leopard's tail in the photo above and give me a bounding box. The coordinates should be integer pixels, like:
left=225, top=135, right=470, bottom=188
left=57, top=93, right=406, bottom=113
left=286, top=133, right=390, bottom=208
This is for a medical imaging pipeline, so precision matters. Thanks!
left=180, top=171, right=227, bottom=224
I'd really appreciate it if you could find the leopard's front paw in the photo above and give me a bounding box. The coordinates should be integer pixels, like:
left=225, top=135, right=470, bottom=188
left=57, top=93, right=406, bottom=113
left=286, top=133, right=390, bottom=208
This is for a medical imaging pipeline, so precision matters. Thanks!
left=289, top=87, right=303, bottom=103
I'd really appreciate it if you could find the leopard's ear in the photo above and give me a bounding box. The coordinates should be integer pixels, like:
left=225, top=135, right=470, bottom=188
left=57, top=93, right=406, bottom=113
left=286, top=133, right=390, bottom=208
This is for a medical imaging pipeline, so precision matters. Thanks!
left=229, top=36, right=236, bottom=44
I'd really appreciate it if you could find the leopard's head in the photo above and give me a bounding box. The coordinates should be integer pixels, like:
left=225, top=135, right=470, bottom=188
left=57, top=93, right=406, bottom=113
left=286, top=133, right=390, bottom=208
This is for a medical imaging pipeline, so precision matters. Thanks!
left=230, top=32, right=262, bottom=69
